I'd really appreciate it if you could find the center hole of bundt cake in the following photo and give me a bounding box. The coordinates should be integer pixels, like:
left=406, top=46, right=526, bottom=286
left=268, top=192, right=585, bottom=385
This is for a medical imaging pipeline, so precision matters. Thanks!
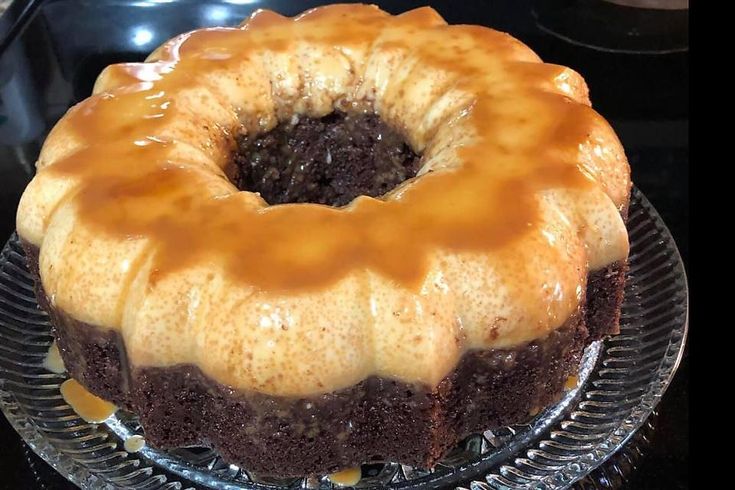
left=229, top=111, right=421, bottom=207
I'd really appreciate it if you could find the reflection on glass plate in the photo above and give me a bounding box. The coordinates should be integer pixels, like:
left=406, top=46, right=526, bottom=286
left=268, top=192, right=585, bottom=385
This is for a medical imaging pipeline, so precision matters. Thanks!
left=0, top=188, right=688, bottom=489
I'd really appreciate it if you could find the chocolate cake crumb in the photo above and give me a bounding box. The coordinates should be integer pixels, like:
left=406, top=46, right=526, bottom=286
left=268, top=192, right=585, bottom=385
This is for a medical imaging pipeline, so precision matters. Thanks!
left=231, top=111, right=421, bottom=206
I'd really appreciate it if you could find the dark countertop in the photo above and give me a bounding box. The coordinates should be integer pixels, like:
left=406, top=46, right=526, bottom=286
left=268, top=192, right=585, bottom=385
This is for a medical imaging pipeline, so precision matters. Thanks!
left=1, top=1, right=688, bottom=488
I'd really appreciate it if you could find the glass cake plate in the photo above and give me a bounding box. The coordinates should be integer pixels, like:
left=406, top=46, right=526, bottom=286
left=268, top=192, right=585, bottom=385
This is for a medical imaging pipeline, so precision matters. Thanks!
left=0, top=188, right=688, bottom=490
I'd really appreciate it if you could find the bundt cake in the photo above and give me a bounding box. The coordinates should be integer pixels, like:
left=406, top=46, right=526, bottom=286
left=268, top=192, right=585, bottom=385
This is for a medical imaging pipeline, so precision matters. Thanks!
left=16, top=4, right=630, bottom=477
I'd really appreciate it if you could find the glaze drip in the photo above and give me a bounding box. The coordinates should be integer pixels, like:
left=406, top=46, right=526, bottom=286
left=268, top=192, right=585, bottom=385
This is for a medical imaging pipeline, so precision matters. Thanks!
left=16, top=4, right=630, bottom=396
left=60, top=379, right=117, bottom=423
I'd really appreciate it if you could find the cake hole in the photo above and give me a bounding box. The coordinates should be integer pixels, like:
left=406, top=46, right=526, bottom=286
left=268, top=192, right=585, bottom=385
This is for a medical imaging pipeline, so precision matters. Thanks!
left=229, top=111, right=421, bottom=207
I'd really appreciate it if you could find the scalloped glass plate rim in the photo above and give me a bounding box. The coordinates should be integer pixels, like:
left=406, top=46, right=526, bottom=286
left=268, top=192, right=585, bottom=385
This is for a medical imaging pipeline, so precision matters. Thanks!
left=0, top=187, right=688, bottom=490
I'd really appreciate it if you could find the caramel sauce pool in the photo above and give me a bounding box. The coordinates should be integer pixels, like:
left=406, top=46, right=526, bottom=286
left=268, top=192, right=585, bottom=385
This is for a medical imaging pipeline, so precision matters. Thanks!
left=329, top=467, right=362, bottom=486
left=60, top=379, right=117, bottom=423
left=45, top=4, right=595, bottom=293
left=43, top=341, right=66, bottom=374
left=124, top=435, right=146, bottom=453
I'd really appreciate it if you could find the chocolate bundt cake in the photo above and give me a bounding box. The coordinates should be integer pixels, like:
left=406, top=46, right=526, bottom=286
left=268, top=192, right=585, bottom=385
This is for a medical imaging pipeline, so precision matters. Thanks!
left=16, top=4, right=630, bottom=477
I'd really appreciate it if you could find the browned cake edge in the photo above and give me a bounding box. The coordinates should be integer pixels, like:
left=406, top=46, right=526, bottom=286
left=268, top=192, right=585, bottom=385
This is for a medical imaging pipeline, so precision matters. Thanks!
left=22, top=242, right=625, bottom=477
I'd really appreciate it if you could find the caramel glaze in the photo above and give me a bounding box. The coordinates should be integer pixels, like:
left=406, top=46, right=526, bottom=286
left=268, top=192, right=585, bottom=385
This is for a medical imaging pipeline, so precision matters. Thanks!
left=43, top=341, right=66, bottom=374
left=17, top=5, right=630, bottom=396
left=329, top=467, right=362, bottom=486
left=30, top=5, right=622, bottom=291
left=60, top=379, right=117, bottom=423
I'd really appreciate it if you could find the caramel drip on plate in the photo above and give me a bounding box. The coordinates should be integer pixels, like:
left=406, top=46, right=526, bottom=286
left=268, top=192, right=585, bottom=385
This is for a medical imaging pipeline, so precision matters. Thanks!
left=43, top=5, right=596, bottom=293
left=124, top=435, right=146, bottom=453
left=329, top=467, right=362, bottom=486
left=60, top=379, right=117, bottom=423
left=43, top=341, right=66, bottom=374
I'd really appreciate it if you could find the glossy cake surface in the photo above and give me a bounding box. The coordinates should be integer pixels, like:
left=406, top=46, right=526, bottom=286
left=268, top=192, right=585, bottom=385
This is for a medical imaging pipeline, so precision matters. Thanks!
left=17, top=4, right=629, bottom=397
left=16, top=3, right=630, bottom=477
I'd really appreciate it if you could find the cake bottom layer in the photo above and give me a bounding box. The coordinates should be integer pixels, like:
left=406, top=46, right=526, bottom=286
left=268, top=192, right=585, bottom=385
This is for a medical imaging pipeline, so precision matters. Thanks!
left=23, top=242, right=625, bottom=477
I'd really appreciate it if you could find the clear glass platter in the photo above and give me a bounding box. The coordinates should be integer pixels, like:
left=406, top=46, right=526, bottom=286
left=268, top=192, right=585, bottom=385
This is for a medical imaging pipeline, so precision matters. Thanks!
left=0, top=188, right=688, bottom=490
